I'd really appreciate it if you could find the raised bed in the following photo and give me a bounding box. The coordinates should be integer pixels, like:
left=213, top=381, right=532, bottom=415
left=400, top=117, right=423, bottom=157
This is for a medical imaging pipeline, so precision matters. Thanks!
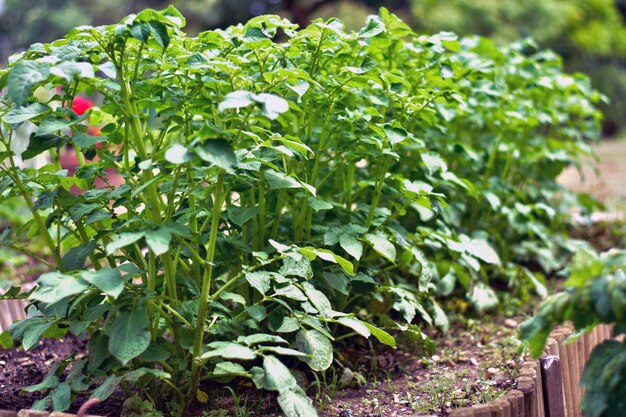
left=450, top=323, right=613, bottom=417
left=0, top=300, right=613, bottom=417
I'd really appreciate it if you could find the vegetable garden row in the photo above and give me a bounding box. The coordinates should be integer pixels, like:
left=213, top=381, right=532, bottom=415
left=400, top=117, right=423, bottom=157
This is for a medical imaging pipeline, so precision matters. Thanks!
left=0, top=6, right=623, bottom=417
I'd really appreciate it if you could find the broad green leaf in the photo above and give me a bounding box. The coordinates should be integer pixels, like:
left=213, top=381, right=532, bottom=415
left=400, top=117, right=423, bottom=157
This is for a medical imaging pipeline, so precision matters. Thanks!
left=213, top=362, right=248, bottom=377
left=0, top=331, right=14, bottom=349
left=145, top=227, right=172, bottom=256
left=79, top=268, right=125, bottom=299
left=468, top=282, right=499, bottom=313
left=228, top=205, right=259, bottom=227
left=72, top=131, right=106, bottom=148
left=365, top=233, right=396, bottom=263
left=307, top=197, right=333, bottom=212
left=358, top=15, right=385, bottom=38
left=363, top=322, right=396, bottom=348
left=148, top=21, right=170, bottom=50
left=296, top=329, right=333, bottom=371
left=109, top=309, right=151, bottom=365
left=31, top=272, right=89, bottom=305
left=246, top=271, right=272, bottom=295
left=253, top=93, right=289, bottom=120
left=62, top=241, right=97, bottom=271
left=165, top=144, right=193, bottom=164
left=336, top=317, right=371, bottom=338
left=36, top=112, right=90, bottom=136
left=196, top=139, right=237, bottom=170
left=7, top=60, right=50, bottom=105
left=261, top=355, right=297, bottom=391
left=106, top=232, right=145, bottom=255
left=218, top=90, right=255, bottom=112
left=237, top=333, right=288, bottom=346
left=50, top=382, right=71, bottom=411
left=265, top=169, right=301, bottom=189
left=277, top=389, right=318, bottom=417
left=202, top=342, right=257, bottom=361
left=50, top=61, right=94, bottom=82
left=302, top=282, right=333, bottom=317
left=3, top=102, right=49, bottom=124
left=339, top=234, right=363, bottom=260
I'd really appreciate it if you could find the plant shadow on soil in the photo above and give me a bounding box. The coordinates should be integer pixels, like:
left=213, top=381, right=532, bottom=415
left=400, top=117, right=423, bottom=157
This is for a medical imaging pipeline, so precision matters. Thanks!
left=0, top=309, right=528, bottom=417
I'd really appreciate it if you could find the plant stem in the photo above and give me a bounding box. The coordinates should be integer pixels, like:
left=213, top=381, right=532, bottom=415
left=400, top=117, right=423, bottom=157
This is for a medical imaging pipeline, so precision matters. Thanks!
left=187, top=171, right=224, bottom=405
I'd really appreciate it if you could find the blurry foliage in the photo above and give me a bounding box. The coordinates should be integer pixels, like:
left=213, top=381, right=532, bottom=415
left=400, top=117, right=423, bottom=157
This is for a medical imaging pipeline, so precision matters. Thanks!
left=411, top=0, right=626, bottom=135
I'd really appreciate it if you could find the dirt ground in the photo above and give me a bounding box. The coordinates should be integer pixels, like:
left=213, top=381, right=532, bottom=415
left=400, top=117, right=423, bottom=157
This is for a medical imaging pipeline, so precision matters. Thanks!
left=558, top=138, right=626, bottom=207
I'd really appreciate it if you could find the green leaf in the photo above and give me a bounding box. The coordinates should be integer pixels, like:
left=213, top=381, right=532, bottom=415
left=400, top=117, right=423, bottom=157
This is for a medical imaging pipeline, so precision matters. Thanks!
left=246, top=271, right=272, bottom=295
left=23, top=135, right=69, bottom=160
left=365, top=233, right=396, bottom=263
left=50, top=382, right=71, bottom=411
left=307, top=197, right=333, bottom=212
left=0, top=330, right=14, bottom=349
left=296, top=329, right=333, bottom=371
left=7, top=60, right=50, bottom=105
left=265, top=169, right=301, bottom=189
left=228, top=205, right=259, bottom=227
left=336, top=317, right=371, bottom=338
left=130, top=22, right=151, bottom=43
left=109, top=309, right=151, bottom=365
left=165, top=144, right=193, bottom=164
left=302, top=282, right=333, bottom=317
left=36, top=112, right=90, bottom=136
left=277, top=389, right=318, bottom=417
left=339, top=234, right=363, bottom=260
left=261, top=355, right=297, bottom=391
left=213, top=362, right=248, bottom=377
left=148, top=21, right=170, bottom=50
left=468, top=282, right=499, bottom=313
left=196, top=139, right=237, bottom=170
left=145, top=227, right=172, bottom=256
left=50, top=62, right=94, bottom=82
left=253, top=93, right=289, bottom=120
left=72, top=131, right=106, bottom=148
left=218, top=91, right=255, bottom=112
left=202, top=342, right=257, bottom=361
left=363, top=322, right=396, bottom=348
left=91, top=375, right=121, bottom=401
left=106, top=232, right=145, bottom=255
left=358, top=15, right=385, bottom=38
left=3, top=102, right=50, bottom=124
left=62, top=241, right=97, bottom=271
left=31, top=272, right=89, bottom=305
left=79, top=268, right=125, bottom=299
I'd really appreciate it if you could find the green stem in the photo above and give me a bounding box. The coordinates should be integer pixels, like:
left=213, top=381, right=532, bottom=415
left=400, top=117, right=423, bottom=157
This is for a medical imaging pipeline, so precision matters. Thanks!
left=187, top=172, right=225, bottom=404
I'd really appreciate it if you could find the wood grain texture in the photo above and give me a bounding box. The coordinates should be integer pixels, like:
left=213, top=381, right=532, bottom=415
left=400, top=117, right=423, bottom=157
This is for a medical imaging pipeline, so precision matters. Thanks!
left=540, top=356, right=566, bottom=417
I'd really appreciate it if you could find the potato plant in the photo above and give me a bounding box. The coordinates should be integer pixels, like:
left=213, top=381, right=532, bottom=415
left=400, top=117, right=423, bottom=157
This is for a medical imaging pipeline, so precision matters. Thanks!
left=0, top=6, right=602, bottom=416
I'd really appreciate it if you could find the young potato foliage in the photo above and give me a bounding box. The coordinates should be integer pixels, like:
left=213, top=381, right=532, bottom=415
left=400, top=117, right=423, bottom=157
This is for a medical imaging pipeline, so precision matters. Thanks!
left=0, top=6, right=602, bottom=416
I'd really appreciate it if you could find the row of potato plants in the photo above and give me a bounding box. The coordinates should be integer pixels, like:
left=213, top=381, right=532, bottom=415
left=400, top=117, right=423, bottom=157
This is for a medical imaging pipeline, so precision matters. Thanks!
left=0, top=6, right=602, bottom=417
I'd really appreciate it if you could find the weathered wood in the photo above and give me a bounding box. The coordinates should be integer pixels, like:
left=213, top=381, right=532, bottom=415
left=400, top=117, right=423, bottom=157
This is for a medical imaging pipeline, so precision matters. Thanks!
left=533, top=360, right=546, bottom=417
left=0, top=411, right=18, bottom=417
left=17, top=411, right=50, bottom=417
left=507, top=389, right=525, bottom=417
left=571, top=338, right=583, bottom=417
left=518, top=376, right=536, bottom=417
left=540, top=356, right=565, bottom=417
left=0, top=302, right=11, bottom=331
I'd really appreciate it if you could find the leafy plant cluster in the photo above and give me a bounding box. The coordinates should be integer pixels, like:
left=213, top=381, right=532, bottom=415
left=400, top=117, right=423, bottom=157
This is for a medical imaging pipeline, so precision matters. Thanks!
left=0, top=6, right=601, bottom=416
left=521, top=247, right=626, bottom=417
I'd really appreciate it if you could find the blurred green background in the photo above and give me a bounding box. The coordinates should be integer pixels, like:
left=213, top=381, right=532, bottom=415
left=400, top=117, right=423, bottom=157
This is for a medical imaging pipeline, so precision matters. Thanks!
left=1, top=0, right=625, bottom=135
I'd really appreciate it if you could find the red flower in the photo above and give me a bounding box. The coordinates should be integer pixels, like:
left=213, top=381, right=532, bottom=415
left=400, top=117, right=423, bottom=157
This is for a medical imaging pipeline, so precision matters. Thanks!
left=72, top=97, right=94, bottom=115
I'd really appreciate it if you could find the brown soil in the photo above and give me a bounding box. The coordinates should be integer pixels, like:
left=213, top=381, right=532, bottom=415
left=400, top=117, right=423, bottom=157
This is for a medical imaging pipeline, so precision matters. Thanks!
left=0, top=336, right=123, bottom=416
left=0, top=313, right=526, bottom=417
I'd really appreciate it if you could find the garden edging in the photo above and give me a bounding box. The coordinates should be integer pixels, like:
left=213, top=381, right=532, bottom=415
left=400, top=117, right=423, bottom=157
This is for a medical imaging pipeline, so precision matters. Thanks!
left=449, top=323, right=613, bottom=417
